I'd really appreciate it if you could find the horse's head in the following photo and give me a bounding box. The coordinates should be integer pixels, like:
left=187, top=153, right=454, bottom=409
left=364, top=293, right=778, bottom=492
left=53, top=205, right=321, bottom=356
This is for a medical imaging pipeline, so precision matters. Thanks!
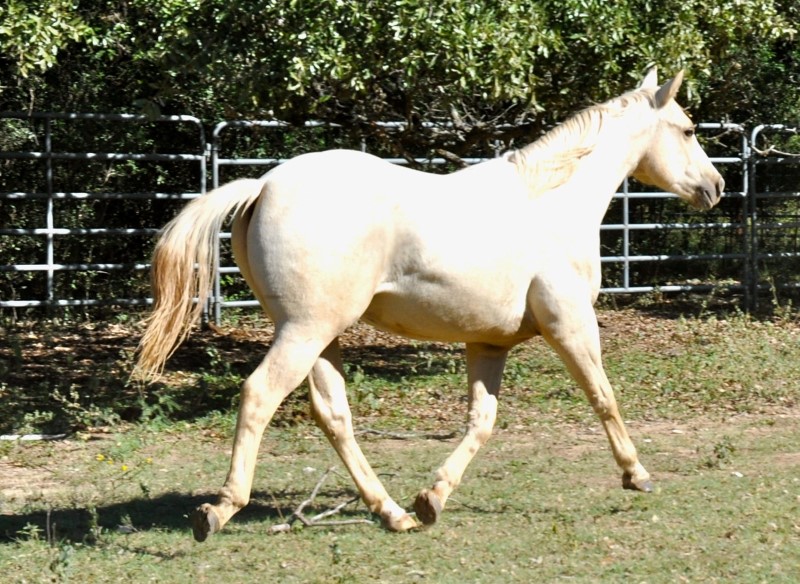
left=631, top=69, right=725, bottom=210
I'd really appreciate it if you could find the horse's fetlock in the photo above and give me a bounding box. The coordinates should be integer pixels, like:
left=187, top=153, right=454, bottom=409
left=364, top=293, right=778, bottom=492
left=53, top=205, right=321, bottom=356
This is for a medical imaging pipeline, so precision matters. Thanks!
left=219, top=488, right=249, bottom=510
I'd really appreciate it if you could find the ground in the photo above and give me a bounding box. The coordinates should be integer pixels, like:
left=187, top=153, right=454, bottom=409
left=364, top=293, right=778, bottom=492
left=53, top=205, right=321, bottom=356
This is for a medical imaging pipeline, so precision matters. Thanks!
left=1, top=303, right=797, bottom=505
left=2, top=304, right=800, bottom=581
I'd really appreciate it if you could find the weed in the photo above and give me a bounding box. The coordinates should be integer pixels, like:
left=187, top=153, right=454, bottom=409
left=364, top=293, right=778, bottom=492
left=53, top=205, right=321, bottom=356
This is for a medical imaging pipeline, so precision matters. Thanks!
left=135, top=391, right=179, bottom=428
left=330, top=541, right=343, bottom=565
left=49, top=542, right=74, bottom=582
left=703, top=435, right=737, bottom=469
left=19, top=409, right=56, bottom=434
left=52, top=386, right=121, bottom=430
left=86, top=506, right=102, bottom=544
left=16, top=522, right=44, bottom=542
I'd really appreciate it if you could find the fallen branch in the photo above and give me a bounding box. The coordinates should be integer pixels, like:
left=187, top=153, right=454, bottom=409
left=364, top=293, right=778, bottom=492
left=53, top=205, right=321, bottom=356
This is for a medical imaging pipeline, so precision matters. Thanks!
left=268, top=466, right=373, bottom=534
left=357, top=428, right=459, bottom=441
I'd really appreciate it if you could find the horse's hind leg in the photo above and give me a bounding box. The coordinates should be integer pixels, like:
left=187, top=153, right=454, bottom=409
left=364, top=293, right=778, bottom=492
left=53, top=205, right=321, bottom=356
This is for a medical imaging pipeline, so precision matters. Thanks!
left=191, top=326, right=330, bottom=542
left=308, top=340, right=418, bottom=532
left=414, top=343, right=508, bottom=526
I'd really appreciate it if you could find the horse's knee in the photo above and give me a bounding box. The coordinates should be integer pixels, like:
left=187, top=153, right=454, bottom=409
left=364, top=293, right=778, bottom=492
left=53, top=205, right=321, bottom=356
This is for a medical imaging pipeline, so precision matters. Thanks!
left=312, top=404, right=351, bottom=436
left=470, top=394, right=498, bottom=443
left=589, top=396, right=611, bottom=418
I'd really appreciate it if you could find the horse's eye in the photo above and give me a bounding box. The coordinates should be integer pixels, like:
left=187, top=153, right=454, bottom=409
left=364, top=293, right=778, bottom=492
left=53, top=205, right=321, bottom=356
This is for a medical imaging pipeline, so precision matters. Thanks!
left=684, top=128, right=695, bottom=138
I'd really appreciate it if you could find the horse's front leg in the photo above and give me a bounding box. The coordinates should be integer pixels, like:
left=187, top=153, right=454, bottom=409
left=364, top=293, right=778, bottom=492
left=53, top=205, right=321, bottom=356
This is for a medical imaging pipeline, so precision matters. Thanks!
left=309, top=340, right=418, bottom=532
left=414, top=343, right=507, bottom=525
left=529, top=284, right=652, bottom=492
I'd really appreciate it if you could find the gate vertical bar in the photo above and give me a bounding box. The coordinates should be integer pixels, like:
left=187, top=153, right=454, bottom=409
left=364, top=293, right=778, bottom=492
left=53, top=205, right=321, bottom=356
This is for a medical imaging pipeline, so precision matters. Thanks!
left=743, top=129, right=754, bottom=311
left=45, top=117, right=55, bottom=306
left=622, top=178, right=631, bottom=290
left=746, top=128, right=758, bottom=311
left=210, top=133, right=222, bottom=326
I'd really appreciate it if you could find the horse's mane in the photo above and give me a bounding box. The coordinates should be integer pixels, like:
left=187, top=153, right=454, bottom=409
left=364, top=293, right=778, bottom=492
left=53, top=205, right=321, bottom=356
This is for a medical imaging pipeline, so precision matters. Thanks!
left=509, top=89, right=656, bottom=197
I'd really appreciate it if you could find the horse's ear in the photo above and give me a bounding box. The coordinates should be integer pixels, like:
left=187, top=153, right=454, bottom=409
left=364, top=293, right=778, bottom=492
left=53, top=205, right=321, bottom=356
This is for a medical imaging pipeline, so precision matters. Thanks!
left=639, top=67, right=658, bottom=89
left=654, top=70, right=685, bottom=108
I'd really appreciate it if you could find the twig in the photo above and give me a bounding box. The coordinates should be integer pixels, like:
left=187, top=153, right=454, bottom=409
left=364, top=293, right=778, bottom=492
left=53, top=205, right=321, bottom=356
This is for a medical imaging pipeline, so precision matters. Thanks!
left=434, top=148, right=469, bottom=168
left=357, top=428, right=459, bottom=441
left=752, top=144, right=800, bottom=158
left=268, top=466, right=373, bottom=534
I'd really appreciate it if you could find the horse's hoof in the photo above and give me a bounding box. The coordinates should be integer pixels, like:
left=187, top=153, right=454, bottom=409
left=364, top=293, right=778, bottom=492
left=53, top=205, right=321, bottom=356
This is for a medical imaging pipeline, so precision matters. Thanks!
left=383, top=512, right=418, bottom=532
left=622, top=472, right=654, bottom=493
left=413, top=489, right=443, bottom=526
left=190, top=503, right=220, bottom=542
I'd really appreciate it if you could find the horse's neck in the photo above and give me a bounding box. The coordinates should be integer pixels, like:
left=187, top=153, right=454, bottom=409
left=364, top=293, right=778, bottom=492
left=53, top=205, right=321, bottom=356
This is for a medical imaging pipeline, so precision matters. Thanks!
left=526, top=113, right=655, bottom=228
left=564, top=145, right=645, bottom=224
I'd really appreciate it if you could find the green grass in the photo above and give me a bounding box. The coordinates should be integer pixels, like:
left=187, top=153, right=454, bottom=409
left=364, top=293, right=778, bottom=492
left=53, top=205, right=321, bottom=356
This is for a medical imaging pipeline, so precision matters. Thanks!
left=1, top=304, right=800, bottom=582
left=3, top=417, right=800, bottom=582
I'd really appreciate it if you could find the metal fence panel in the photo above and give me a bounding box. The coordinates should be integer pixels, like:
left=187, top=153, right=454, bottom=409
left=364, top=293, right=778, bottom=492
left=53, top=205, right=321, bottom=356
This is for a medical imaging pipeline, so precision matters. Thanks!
left=748, top=124, right=800, bottom=308
left=2, top=115, right=800, bottom=319
left=0, top=112, right=206, bottom=310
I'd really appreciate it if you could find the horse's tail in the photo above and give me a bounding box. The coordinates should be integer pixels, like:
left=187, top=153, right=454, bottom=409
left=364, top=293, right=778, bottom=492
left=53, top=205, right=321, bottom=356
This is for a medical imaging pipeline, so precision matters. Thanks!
left=133, top=178, right=265, bottom=381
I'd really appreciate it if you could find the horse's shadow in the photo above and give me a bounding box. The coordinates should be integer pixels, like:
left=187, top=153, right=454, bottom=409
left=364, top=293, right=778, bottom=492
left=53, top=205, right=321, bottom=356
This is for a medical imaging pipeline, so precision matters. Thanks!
left=0, top=488, right=370, bottom=545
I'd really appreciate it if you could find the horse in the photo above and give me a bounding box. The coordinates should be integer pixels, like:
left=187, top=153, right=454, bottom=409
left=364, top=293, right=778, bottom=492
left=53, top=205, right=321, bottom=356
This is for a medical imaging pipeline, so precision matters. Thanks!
left=134, top=68, right=724, bottom=542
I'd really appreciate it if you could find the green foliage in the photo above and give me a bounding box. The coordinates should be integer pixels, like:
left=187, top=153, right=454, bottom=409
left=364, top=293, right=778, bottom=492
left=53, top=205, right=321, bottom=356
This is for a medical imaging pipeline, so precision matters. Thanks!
left=0, top=0, right=95, bottom=78
left=2, top=2, right=800, bottom=315
left=1, top=1, right=797, bottom=145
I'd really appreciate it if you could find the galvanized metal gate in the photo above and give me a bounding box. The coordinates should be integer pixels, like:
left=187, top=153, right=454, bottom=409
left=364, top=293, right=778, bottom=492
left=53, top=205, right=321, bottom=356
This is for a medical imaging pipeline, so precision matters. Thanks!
left=2, top=114, right=799, bottom=320
left=0, top=112, right=206, bottom=310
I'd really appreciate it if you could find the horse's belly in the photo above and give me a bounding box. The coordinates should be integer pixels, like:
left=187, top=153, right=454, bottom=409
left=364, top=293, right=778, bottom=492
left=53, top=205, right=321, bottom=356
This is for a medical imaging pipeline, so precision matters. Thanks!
left=361, top=282, right=534, bottom=345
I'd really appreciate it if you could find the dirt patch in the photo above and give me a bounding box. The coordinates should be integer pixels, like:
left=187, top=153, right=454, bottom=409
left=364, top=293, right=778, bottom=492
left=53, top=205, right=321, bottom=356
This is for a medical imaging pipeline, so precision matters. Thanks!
left=3, top=409, right=796, bottom=512
left=0, top=460, right=60, bottom=501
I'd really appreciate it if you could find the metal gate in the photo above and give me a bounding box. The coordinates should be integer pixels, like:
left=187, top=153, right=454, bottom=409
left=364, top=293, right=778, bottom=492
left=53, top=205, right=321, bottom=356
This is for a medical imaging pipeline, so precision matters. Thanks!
left=0, top=112, right=206, bottom=310
left=2, top=115, right=799, bottom=319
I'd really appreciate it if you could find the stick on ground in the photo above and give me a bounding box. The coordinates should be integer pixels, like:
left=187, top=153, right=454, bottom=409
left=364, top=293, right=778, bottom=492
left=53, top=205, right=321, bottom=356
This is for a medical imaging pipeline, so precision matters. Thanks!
left=268, top=466, right=374, bottom=534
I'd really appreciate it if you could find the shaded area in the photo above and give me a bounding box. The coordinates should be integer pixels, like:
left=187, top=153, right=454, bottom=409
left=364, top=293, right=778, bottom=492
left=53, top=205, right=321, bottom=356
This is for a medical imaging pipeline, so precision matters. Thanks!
left=2, top=296, right=794, bottom=435
left=0, top=487, right=368, bottom=545
left=0, top=318, right=463, bottom=435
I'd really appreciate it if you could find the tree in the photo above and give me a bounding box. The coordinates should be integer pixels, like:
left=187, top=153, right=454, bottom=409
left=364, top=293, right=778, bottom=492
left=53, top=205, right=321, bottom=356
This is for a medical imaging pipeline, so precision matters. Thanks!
left=0, top=1, right=797, bottom=155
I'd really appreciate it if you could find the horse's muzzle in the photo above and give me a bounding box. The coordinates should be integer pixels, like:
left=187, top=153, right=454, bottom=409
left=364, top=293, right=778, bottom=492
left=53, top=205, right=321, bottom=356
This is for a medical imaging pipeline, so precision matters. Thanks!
left=695, top=176, right=725, bottom=210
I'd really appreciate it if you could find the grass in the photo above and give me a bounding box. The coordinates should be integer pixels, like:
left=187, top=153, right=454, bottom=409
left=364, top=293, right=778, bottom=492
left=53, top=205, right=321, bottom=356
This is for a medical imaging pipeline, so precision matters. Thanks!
left=1, top=301, right=799, bottom=582
left=3, top=418, right=799, bottom=582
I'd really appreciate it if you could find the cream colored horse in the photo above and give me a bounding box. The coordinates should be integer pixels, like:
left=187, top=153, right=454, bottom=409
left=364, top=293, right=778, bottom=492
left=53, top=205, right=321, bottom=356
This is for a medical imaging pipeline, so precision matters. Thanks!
left=135, top=69, right=724, bottom=541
